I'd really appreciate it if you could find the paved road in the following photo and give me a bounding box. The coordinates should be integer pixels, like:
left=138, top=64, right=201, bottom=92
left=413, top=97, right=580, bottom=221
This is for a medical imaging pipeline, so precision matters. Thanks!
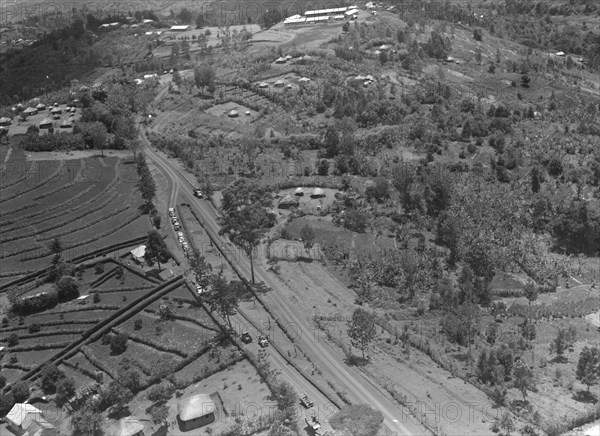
left=141, top=129, right=338, bottom=433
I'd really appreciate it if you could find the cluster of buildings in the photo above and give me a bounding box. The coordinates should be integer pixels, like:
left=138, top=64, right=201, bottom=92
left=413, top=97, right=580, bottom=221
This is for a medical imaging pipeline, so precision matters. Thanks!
left=284, top=5, right=359, bottom=25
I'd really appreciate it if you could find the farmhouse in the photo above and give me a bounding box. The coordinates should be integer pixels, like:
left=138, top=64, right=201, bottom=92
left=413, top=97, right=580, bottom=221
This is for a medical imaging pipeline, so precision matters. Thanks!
left=170, top=25, right=191, bottom=31
left=6, top=403, right=57, bottom=436
left=177, top=393, right=216, bottom=431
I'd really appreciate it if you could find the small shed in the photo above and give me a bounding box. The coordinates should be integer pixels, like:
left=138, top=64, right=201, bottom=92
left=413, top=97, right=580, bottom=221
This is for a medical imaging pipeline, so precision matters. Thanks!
left=0, top=117, right=11, bottom=126
left=311, top=187, right=325, bottom=198
left=275, top=57, right=286, bottom=64
left=245, top=111, right=251, bottom=116
left=298, top=77, right=311, bottom=83
left=258, top=82, right=269, bottom=88
left=278, top=194, right=299, bottom=209
left=285, top=55, right=293, bottom=60
left=274, top=80, right=285, bottom=87
left=60, top=120, right=73, bottom=128
left=39, top=118, right=53, bottom=129
left=177, top=394, right=216, bottom=431
left=228, top=110, right=239, bottom=118
left=130, top=245, right=146, bottom=263
left=294, top=187, right=304, bottom=196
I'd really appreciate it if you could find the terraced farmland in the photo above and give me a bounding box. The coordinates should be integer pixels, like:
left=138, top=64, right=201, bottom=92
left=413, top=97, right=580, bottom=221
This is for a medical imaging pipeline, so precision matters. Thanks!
left=0, top=147, right=152, bottom=283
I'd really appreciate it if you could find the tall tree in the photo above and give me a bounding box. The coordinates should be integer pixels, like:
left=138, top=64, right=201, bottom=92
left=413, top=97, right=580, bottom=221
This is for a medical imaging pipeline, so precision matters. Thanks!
left=299, top=224, right=315, bottom=255
left=219, top=198, right=275, bottom=284
left=523, top=281, right=538, bottom=363
left=194, top=64, right=216, bottom=95
left=207, top=275, right=240, bottom=329
left=576, top=346, right=600, bottom=393
left=144, top=230, right=169, bottom=271
left=348, top=308, right=377, bottom=360
left=513, top=361, right=535, bottom=402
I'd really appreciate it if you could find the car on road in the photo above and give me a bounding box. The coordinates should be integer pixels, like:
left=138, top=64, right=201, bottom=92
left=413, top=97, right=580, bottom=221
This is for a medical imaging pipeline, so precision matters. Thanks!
left=193, top=189, right=204, bottom=198
left=177, top=231, right=184, bottom=238
left=241, top=332, right=252, bottom=343
left=168, top=208, right=175, bottom=217
left=178, top=236, right=185, bottom=243
left=258, top=335, right=269, bottom=348
left=171, top=217, right=179, bottom=225
left=174, top=225, right=181, bottom=231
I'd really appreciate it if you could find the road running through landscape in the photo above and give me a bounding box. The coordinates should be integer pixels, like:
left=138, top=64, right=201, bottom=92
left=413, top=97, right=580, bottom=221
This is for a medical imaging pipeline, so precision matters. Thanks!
left=139, top=124, right=430, bottom=436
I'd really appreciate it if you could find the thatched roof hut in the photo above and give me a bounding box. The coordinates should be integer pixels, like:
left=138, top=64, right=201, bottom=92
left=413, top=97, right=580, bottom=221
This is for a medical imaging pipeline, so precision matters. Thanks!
left=60, top=119, right=73, bottom=128
left=311, top=187, right=325, bottom=198
left=228, top=110, right=239, bottom=118
left=39, top=118, right=53, bottom=129
left=294, top=187, right=304, bottom=196
left=36, top=103, right=46, bottom=110
left=23, top=107, right=38, bottom=115
left=105, top=417, right=144, bottom=436
left=0, top=117, right=11, bottom=126
left=278, top=194, right=299, bottom=209
left=258, top=82, right=269, bottom=88
left=274, top=80, right=285, bottom=87
left=275, top=57, right=286, bottom=63
left=177, top=394, right=216, bottom=431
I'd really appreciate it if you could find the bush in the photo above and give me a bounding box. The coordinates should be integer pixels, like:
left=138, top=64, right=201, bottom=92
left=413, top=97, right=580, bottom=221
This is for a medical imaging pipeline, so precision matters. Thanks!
left=134, top=318, right=143, bottom=330
left=28, top=323, right=41, bottom=333
left=56, top=276, right=79, bottom=302
left=7, top=333, right=19, bottom=347
left=95, top=262, right=104, bottom=274
left=93, top=292, right=101, bottom=303
left=110, top=333, right=128, bottom=355
left=40, top=363, right=65, bottom=394
left=12, top=381, right=30, bottom=402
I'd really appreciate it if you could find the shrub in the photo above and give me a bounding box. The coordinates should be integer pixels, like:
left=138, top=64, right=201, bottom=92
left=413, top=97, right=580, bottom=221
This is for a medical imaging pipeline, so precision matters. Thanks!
left=12, top=381, right=30, bottom=402
left=110, top=333, right=128, bottom=355
left=95, top=262, right=104, bottom=274
left=93, top=292, right=101, bottom=303
left=7, top=333, right=19, bottom=347
left=40, top=363, right=65, bottom=394
left=134, top=319, right=143, bottom=330
left=56, top=276, right=79, bottom=302
left=28, top=323, right=41, bottom=333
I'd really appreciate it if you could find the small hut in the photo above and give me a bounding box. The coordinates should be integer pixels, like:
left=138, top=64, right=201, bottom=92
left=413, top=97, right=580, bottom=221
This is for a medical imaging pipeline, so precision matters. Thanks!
left=311, top=187, right=325, bottom=198
left=106, top=417, right=144, bottom=436
left=36, top=103, right=46, bottom=110
left=228, top=110, right=239, bottom=118
left=39, top=118, right=53, bottom=129
left=51, top=107, right=62, bottom=115
left=294, top=187, right=304, bottom=196
left=245, top=111, right=251, bottom=116
left=60, top=119, right=73, bottom=128
left=285, top=55, right=293, bottom=60
left=274, top=80, right=285, bottom=87
left=23, top=107, right=38, bottom=116
left=298, top=77, right=311, bottom=83
left=275, top=57, right=286, bottom=64
left=258, top=82, right=269, bottom=88
left=177, top=394, right=216, bottom=431
left=278, top=194, right=299, bottom=209
left=0, top=117, right=11, bottom=126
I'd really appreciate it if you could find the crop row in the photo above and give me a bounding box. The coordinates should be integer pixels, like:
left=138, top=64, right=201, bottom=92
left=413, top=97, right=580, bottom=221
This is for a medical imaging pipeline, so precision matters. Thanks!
left=1, top=363, right=35, bottom=372
left=0, top=191, right=121, bottom=243
left=17, top=209, right=140, bottom=261
left=31, top=159, right=86, bottom=202
left=0, top=319, right=102, bottom=332
left=0, top=161, right=65, bottom=203
left=61, top=359, right=101, bottom=382
left=508, top=296, right=600, bottom=319
left=0, top=161, right=36, bottom=192
left=93, top=286, right=154, bottom=294
left=2, top=328, right=86, bottom=341
left=80, top=346, right=117, bottom=380
left=112, top=326, right=188, bottom=358
left=143, top=308, right=220, bottom=333
left=7, top=341, right=71, bottom=352
left=0, top=185, right=94, bottom=227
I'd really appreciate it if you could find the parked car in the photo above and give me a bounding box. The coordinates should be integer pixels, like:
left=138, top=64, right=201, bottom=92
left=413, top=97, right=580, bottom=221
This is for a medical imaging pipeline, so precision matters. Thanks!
left=176, top=231, right=184, bottom=238
left=171, top=217, right=178, bottom=224
left=193, top=189, right=204, bottom=198
left=168, top=208, right=175, bottom=217
left=178, top=236, right=185, bottom=243
left=174, top=225, right=181, bottom=231
left=241, top=332, right=252, bottom=343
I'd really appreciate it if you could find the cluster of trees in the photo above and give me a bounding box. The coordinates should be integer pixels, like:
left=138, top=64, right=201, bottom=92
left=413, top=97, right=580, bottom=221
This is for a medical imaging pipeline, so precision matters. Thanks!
left=135, top=153, right=156, bottom=210
left=40, top=364, right=76, bottom=406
